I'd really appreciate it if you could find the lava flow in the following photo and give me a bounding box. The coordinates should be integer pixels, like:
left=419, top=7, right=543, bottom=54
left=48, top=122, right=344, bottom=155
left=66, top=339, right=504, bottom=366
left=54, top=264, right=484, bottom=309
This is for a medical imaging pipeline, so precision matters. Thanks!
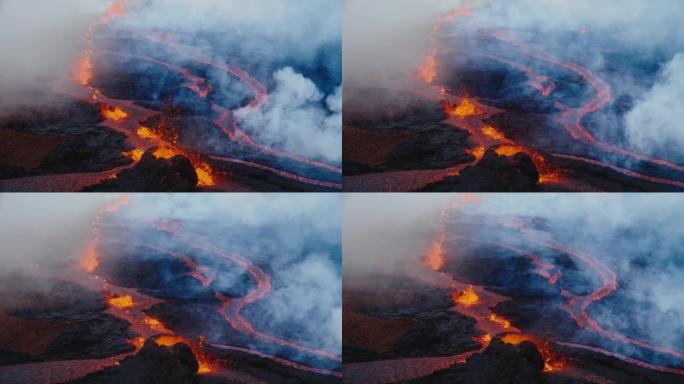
left=343, top=3, right=684, bottom=192
left=0, top=194, right=341, bottom=384
left=154, top=220, right=343, bottom=374
left=1, top=0, right=341, bottom=192
left=420, top=196, right=564, bottom=373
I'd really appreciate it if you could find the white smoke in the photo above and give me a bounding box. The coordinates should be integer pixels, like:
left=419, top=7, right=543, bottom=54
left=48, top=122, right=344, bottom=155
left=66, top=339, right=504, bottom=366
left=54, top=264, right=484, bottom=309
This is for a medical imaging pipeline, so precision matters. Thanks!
left=236, top=68, right=341, bottom=163
left=0, top=0, right=109, bottom=107
left=0, top=193, right=114, bottom=272
left=117, top=193, right=343, bottom=356
left=624, top=53, right=684, bottom=155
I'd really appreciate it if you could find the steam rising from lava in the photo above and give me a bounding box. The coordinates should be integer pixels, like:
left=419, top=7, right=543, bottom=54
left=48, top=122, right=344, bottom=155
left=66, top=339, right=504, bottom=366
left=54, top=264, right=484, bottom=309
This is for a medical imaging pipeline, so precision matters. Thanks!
left=0, top=0, right=111, bottom=109
left=625, top=53, right=684, bottom=156
left=0, top=194, right=105, bottom=272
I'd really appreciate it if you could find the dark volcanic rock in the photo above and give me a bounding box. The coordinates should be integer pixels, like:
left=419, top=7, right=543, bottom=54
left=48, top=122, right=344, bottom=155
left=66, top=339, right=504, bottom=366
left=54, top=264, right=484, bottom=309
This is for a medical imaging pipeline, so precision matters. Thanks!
left=0, top=279, right=134, bottom=364
left=419, top=147, right=539, bottom=192
left=376, top=124, right=475, bottom=172
left=388, top=311, right=482, bottom=358
left=208, top=344, right=340, bottom=384
left=0, top=99, right=131, bottom=179
left=411, top=339, right=544, bottom=384
left=344, top=88, right=447, bottom=133
left=83, top=150, right=198, bottom=192
left=43, top=314, right=135, bottom=361
left=69, top=340, right=200, bottom=384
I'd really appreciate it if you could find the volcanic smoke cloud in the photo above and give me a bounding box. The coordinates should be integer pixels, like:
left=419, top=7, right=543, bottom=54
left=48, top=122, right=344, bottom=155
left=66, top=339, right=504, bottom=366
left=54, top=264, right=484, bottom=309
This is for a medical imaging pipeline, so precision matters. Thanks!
left=343, top=0, right=684, bottom=192
left=0, top=193, right=342, bottom=384
left=0, top=0, right=341, bottom=192
left=344, top=193, right=684, bottom=384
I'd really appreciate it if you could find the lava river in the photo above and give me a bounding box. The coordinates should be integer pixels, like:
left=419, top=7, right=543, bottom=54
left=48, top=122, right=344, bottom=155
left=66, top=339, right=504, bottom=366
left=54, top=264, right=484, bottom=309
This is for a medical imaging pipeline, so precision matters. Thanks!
left=0, top=195, right=341, bottom=384
left=343, top=4, right=684, bottom=192
left=1, top=0, right=341, bottom=192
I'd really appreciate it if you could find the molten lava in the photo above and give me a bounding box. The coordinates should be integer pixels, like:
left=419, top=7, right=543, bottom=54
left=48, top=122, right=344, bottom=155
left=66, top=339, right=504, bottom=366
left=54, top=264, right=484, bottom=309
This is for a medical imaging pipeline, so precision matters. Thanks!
left=123, top=149, right=144, bottom=161
left=194, top=163, right=215, bottom=187
left=453, top=285, right=480, bottom=306
left=494, top=145, right=564, bottom=184
left=143, top=317, right=166, bottom=332
left=424, top=238, right=445, bottom=271
left=107, top=295, right=135, bottom=308
left=469, top=145, right=485, bottom=161
left=419, top=49, right=438, bottom=84
left=99, top=0, right=127, bottom=24
left=154, top=335, right=185, bottom=347
left=74, top=51, right=93, bottom=86
left=100, top=105, right=128, bottom=121
left=489, top=313, right=511, bottom=329
left=501, top=334, right=565, bottom=372
left=481, top=125, right=507, bottom=141
left=80, top=241, right=99, bottom=272
left=447, top=97, right=481, bottom=118
left=136, top=127, right=216, bottom=187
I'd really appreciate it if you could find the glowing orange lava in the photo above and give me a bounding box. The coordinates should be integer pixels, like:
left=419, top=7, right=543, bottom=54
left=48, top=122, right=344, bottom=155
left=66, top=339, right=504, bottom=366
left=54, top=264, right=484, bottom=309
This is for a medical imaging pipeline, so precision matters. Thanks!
left=100, top=0, right=127, bottom=24
left=137, top=126, right=159, bottom=140
left=198, top=360, right=212, bottom=374
left=419, top=49, right=437, bottom=84
left=154, top=335, right=213, bottom=374
left=153, top=147, right=181, bottom=159
left=194, top=163, right=216, bottom=187
left=136, top=127, right=216, bottom=186
left=100, top=105, right=129, bottom=121
left=74, top=51, right=93, bottom=86
left=494, top=145, right=564, bottom=184
left=424, top=237, right=445, bottom=271
left=489, top=313, right=511, bottom=329
left=123, top=149, right=144, bottom=161
left=469, top=145, right=485, bottom=161
left=447, top=97, right=481, bottom=117
left=80, top=241, right=99, bottom=272
left=108, top=295, right=135, bottom=308
left=501, top=333, right=532, bottom=345
left=480, top=334, right=492, bottom=344
left=104, top=194, right=130, bottom=213
left=453, top=285, right=480, bottom=306
left=481, top=125, right=507, bottom=141
left=143, top=317, right=166, bottom=332
left=155, top=335, right=185, bottom=347
left=501, top=333, right=565, bottom=372
left=132, top=337, right=145, bottom=350
left=438, top=4, right=471, bottom=23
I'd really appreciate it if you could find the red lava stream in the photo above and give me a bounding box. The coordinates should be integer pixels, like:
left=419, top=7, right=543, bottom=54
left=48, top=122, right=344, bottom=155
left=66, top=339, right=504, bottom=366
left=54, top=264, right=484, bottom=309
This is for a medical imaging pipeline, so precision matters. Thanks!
left=485, top=29, right=684, bottom=184
left=0, top=196, right=340, bottom=383
left=153, top=220, right=343, bottom=368
left=347, top=7, right=684, bottom=192
left=3, top=0, right=341, bottom=191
